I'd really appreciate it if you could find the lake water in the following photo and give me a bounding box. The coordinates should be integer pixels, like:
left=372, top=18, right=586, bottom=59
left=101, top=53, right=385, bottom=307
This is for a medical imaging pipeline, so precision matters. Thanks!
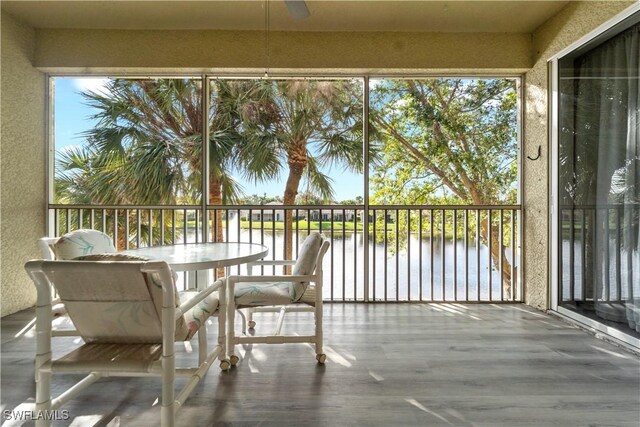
left=214, top=224, right=519, bottom=302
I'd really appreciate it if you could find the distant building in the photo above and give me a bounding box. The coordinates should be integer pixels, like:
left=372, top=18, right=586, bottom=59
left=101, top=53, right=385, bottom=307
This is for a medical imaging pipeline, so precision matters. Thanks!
left=310, top=209, right=356, bottom=222
left=249, top=202, right=283, bottom=222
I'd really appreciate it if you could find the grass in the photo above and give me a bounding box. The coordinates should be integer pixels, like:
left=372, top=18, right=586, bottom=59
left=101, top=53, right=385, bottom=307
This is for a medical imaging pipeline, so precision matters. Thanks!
left=236, top=220, right=465, bottom=234
left=187, top=219, right=500, bottom=239
left=240, top=220, right=364, bottom=231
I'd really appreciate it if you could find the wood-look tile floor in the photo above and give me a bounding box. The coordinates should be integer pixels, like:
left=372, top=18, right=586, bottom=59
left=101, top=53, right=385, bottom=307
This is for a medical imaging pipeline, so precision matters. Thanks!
left=2, top=303, right=639, bottom=426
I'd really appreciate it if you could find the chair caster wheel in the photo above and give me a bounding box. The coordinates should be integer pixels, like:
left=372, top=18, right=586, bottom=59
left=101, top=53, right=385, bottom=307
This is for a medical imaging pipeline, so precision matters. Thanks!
left=316, top=354, right=326, bottom=364
left=248, top=320, right=256, bottom=329
left=220, top=359, right=231, bottom=370
left=230, top=355, right=240, bottom=366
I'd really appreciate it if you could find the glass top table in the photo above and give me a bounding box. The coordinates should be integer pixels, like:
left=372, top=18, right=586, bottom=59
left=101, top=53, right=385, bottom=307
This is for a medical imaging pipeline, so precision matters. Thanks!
left=121, top=242, right=269, bottom=272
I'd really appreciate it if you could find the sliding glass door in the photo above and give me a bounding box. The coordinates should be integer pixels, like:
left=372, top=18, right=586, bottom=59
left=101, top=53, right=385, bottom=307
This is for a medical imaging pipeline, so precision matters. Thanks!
left=556, top=17, right=639, bottom=338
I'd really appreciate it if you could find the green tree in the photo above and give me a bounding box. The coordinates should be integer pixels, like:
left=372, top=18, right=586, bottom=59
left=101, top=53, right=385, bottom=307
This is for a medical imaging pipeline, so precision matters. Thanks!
left=241, top=79, right=366, bottom=261
left=57, top=78, right=268, bottom=249
left=370, top=78, right=518, bottom=297
left=58, top=79, right=204, bottom=206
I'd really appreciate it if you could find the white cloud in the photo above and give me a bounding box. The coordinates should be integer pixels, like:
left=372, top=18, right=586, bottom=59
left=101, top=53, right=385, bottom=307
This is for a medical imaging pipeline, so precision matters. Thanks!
left=71, top=78, right=110, bottom=95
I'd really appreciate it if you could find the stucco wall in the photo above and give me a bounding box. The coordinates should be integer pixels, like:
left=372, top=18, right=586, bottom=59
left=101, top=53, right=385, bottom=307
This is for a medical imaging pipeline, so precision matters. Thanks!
left=35, top=29, right=532, bottom=72
left=522, top=1, right=634, bottom=310
left=1, top=12, right=46, bottom=316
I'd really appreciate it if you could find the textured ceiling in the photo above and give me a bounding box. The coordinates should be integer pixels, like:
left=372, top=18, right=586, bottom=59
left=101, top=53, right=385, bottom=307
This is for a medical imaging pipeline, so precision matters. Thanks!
left=1, top=1, right=570, bottom=33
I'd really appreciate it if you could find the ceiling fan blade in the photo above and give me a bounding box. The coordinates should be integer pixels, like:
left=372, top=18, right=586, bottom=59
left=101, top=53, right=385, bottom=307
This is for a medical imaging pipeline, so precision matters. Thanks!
left=284, top=0, right=310, bottom=20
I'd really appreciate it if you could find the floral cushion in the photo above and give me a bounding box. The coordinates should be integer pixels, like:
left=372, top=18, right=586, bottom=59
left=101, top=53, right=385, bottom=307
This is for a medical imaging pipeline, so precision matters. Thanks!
left=54, top=229, right=116, bottom=260
left=179, top=291, right=220, bottom=341
left=234, top=282, right=295, bottom=307
left=291, top=232, right=323, bottom=301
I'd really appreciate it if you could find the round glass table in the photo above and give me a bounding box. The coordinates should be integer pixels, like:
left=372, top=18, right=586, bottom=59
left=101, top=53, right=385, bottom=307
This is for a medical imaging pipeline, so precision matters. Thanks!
left=121, top=242, right=269, bottom=272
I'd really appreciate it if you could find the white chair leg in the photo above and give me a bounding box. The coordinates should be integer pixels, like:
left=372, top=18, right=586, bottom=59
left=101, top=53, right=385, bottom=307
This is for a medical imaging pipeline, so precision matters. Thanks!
left=247, top=307, right=256, bottom=329
left=228, top=308, right=240, bottom=364
left=35, top=370, right=52, bottom=427
left=161, top=302, right=176, bottom=427
left=274, top=306, right=287, bottom=335
left=218, top=284, right=230, bottom=369
left=315, top=299, right=325, bottom=364
left=161, top=357, right=176, bottom=427
left=226, top=279, right=237, bottom=365
left=198, top=323, right=207, bottom=365
left=33, top=277, right=53, bottom=426
left=238, top=309, right=247, bottom=335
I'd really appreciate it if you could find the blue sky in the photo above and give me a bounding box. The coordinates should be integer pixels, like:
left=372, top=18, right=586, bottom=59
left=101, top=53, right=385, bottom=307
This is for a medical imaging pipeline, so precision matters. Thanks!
left=54, top=78, right=100, bottom=151
left=54, top=77, right=364, bottom=202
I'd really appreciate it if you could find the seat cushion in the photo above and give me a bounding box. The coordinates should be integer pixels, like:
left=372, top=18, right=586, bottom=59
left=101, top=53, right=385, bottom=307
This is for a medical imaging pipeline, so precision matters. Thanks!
left=54, top=229, right=116, bottom=260
left=179, top=291, right=220, bottom=341
left=73, top=253, right=149, bottom=262
left=74, top=253, right=180, bottom=283
left=291, top=232, right=323, bottom=300
left=234, top=282, right=295, bottom=307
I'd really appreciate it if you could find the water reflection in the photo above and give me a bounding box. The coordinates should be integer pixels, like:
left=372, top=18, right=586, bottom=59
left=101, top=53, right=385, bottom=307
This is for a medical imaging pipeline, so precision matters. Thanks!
left=218, top=226, right=516, bottom=302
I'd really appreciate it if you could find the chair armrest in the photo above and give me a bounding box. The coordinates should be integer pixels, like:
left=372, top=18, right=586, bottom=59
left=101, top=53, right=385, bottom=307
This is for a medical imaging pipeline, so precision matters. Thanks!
left=176, top=278, right=224, bottom=319
left=227, top=274, right=315, bottom=287
left=246, top=260, right=296, bottom=266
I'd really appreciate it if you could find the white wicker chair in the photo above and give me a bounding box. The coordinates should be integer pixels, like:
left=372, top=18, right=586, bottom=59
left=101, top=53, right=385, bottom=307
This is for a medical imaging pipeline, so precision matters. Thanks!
left=25, top=257, right=229, bottom=427
left=226, top=232, right=330, bottom=365
left=38, top=229, right=117, bottom=335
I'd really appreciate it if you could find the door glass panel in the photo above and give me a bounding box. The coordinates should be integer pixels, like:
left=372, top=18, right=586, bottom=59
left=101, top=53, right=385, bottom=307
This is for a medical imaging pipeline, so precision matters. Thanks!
left=558, top=21, right=640, bottom=338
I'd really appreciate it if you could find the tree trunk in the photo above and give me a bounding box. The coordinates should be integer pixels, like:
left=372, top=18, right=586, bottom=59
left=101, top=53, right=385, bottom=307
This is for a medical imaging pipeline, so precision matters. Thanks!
left=479, top=216, right=514, bottom=300
left=470, top=195, right=515, bottom=300
left=283, top=141, right=308, bottom=273
left=117, top=229, right=127, bottom=251
left=210, top=175, right=225, bottom=279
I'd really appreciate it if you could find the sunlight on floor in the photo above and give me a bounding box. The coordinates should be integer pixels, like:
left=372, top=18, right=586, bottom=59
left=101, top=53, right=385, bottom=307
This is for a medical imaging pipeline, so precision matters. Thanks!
left=69, top=415, right=120, bottom=426
left=405, top=398, right=453, bottom=425
left=425, top=304, right=483, bottom=320
left=443, top=408, right=470, bottom=424
left=69, top=416, right=103, bottom=426
left=323, top=345, right=351, bottom=367
left=236, top=346, right=264, bottom=373
left=511, top=305, right=547, bottom=318
left=538, top=319, right=564, bottom=329
left=438, top=304, right=482, bottom=320
left=368, top=370, right=384, bottom=381
left=590, top=345, right=633, bottom=360
left=13, top=318, right=35, bottom=338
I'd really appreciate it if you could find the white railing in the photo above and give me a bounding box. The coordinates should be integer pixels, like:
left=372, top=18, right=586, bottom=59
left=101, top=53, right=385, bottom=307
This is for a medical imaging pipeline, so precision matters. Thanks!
left=49, top=203, right=522, bottom=302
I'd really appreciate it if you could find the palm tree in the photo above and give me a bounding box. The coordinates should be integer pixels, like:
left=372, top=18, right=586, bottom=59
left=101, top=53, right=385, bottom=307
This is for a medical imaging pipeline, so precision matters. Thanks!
left=58, top=78, right=268, bottom=249
left=57, top=78, right=367, bottom=265
left=239, top=79, right=365, bottom=262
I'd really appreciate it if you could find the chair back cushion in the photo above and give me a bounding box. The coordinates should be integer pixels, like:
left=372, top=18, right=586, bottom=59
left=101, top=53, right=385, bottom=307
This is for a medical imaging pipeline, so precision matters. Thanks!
left=48, top=256, right=187, bottom=343
left=53, top=229, right=116, bottom=260
left=291, top=232, right=323, bottom=300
